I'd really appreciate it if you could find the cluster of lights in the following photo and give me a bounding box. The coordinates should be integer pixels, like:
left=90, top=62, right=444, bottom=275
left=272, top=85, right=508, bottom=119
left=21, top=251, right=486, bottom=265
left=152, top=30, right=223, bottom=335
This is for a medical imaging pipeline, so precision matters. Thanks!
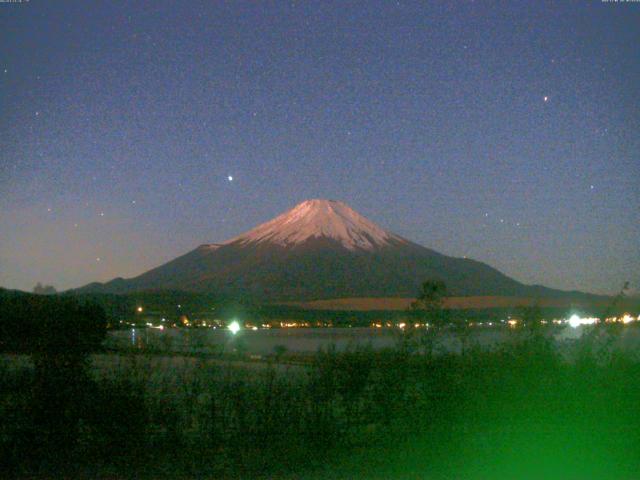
left=125, top=307, right=638, bottom=332
left=391, top=314, right=640, bottom=330
left=568, top=314, right=598, bottom=328
left=396, top=322, right=434, bottom=329
left=567, top=314, right=639, bottom=328
left=605, top=314, right=638, bottom=325
left=279, top=321, right=312, bottom=328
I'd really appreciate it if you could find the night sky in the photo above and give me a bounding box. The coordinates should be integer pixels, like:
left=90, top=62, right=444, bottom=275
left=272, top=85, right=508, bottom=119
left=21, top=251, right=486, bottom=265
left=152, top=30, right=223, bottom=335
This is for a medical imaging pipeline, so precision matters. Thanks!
left=1, top=1, right=638, bottom=295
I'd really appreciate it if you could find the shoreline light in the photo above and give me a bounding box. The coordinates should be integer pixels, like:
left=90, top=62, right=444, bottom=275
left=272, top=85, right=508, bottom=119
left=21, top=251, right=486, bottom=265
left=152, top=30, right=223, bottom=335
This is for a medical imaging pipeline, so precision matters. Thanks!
left=568, top=314, right=598, bottom=328
left=228, top=320, right=241, bottom=335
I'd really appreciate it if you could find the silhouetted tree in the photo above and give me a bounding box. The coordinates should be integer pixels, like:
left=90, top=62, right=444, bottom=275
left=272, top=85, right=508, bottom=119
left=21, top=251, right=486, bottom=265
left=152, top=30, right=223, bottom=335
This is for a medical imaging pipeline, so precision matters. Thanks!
left=33, top=282, right=57, bottom=295
left=409, top=279, right=449, bottom=355
left=450, top=310, right=472, bottom=354
left=273, top=344, right=287, bottom=360
left=0, top=293, right=107, bottom=474
left=578, top=282, right=630, bottom=365
left=518, top=304, right=544, bottom=334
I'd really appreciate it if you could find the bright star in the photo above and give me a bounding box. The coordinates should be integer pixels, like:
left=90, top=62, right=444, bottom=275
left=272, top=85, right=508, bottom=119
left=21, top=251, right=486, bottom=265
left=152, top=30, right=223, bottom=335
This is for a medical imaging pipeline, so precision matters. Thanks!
left=228, top=175, right=233, bottom=182
left=543, top=96, right=549, bottom=102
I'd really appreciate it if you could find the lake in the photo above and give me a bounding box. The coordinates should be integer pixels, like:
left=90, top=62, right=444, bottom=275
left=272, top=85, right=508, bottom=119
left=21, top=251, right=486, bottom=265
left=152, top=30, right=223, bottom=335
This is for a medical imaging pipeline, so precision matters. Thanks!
left=105, top=324, right=640, bottom=357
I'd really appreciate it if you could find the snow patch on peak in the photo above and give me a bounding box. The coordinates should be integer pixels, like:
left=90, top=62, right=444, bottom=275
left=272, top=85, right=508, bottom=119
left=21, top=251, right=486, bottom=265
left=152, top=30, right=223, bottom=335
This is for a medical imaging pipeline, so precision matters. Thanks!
left=225, top=199, right=405, bottom=251
left=198, top=243, right=222, bottom=251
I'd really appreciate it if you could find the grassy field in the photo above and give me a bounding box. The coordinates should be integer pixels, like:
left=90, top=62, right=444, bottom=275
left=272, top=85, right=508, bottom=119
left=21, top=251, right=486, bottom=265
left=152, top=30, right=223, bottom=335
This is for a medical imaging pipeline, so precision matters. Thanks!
left=280, top=295, right=633, bottom=311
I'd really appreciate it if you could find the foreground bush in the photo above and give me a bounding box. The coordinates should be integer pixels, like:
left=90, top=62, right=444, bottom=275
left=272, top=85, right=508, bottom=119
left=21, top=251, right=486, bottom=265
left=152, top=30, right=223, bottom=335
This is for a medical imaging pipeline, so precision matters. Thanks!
left=1, top=328, right=640, bottom=478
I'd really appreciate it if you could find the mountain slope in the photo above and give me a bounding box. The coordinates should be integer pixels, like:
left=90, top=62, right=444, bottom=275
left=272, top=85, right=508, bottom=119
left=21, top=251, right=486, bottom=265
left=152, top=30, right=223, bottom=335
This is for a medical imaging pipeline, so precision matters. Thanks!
left=77, top=199, right=591, bottom=301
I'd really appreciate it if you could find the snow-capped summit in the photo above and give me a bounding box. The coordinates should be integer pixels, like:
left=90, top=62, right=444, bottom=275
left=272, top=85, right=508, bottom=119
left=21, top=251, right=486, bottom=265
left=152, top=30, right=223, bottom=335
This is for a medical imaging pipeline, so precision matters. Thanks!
left=225, top=199, right=406, bottom=251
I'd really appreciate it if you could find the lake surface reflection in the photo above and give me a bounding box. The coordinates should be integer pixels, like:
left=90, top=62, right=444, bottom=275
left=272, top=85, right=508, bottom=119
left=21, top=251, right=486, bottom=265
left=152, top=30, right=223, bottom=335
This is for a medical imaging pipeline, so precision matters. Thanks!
left=106, top=327, right=543, bottom=356
left=105, top=324, right=640, bottom=357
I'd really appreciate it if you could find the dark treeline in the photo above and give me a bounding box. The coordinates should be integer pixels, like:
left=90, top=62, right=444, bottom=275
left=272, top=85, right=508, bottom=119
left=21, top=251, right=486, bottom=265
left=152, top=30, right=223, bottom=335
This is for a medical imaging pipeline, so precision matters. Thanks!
left=0, top=289, right=106, bottom=354
left=1, top=290, right=640, bottom=478
left=4, top=286, right=636, bottom=330
left=0, top=291, right=110, bottom=477
left=12, top=288, right=635, bottom=329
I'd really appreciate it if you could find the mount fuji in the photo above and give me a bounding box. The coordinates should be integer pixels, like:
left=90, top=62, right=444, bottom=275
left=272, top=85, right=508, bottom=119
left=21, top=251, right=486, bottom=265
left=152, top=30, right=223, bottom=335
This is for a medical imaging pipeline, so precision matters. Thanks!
left=77, top=199, right=588, bottom=301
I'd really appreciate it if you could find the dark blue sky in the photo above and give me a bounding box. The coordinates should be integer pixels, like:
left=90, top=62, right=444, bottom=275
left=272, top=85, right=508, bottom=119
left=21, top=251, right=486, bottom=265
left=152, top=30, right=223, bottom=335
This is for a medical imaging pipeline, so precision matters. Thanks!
left=1, top=1, right=638, bottom=294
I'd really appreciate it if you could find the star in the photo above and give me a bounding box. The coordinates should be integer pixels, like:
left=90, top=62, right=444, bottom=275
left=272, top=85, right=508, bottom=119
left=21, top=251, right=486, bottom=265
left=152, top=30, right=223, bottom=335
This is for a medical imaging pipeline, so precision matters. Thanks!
left=590, top=185, right=594, bottom=190
left=543, top=96, right=549, bottom=103
left=100, top=212, right=105, bottom=216
left=96, top=257, right=101, bottom=262
left=227, top=175, right=233, bottom=182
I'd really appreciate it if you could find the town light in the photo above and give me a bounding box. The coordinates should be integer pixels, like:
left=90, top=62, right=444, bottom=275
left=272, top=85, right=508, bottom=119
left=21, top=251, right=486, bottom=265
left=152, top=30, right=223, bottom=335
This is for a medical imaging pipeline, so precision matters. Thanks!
left=568, top=314, right=581, bottom=328
left=228, top=320, right=241, bottom=335
left=568, top=314, right=598, bottom=328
